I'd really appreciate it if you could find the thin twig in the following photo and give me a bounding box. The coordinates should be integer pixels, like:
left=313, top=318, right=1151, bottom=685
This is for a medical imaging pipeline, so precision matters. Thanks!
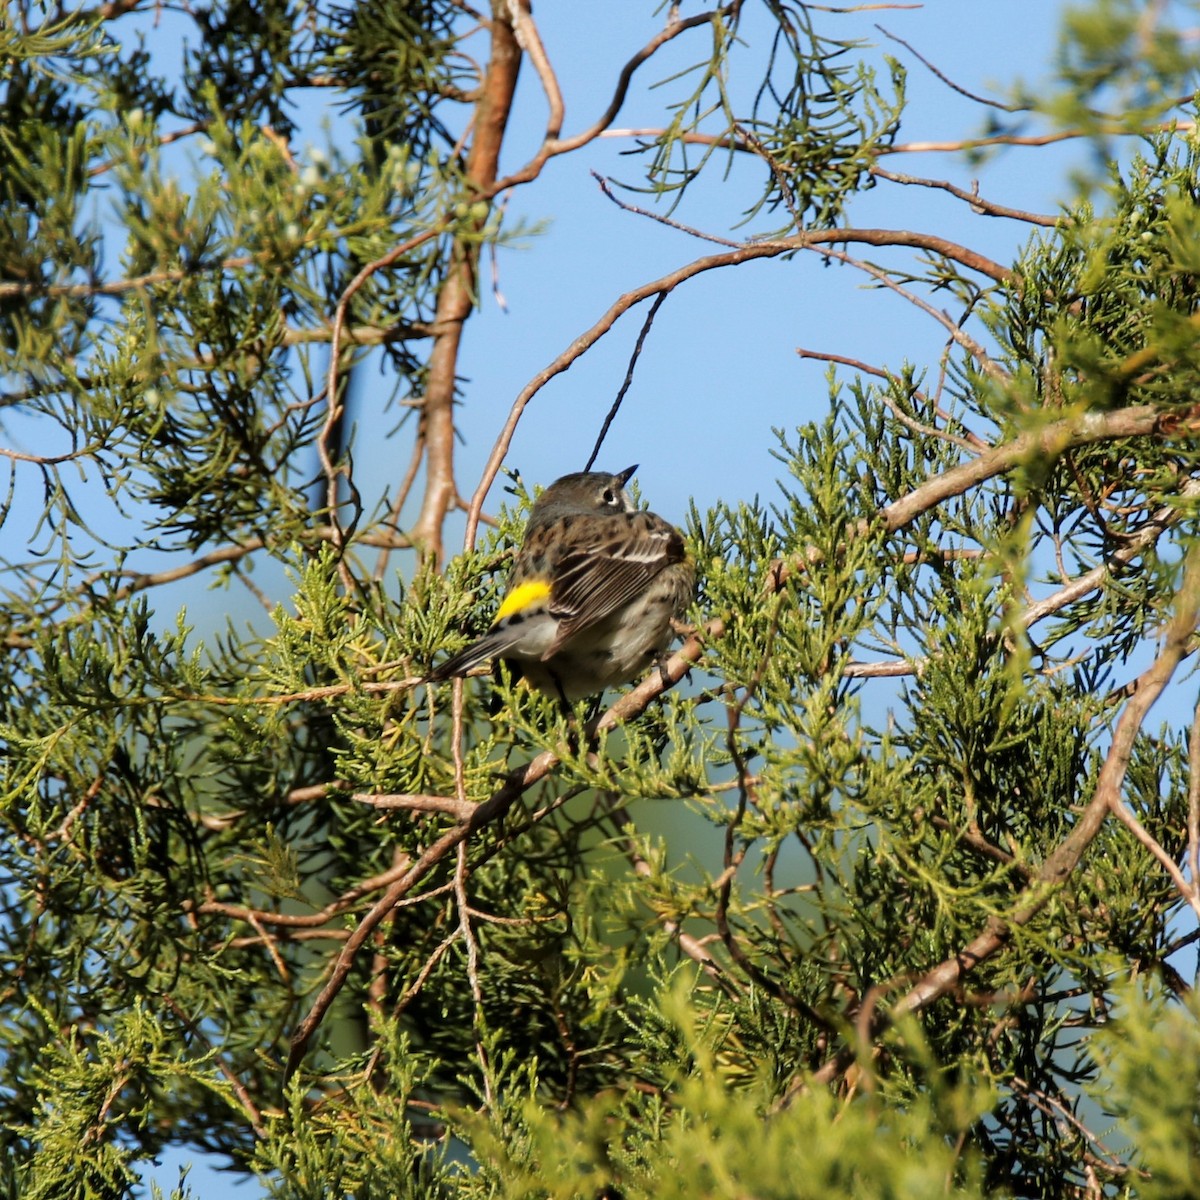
left=162, top=995, right=267, bottom=1139
left=584, top=290, right=669, bottom=471
left=492, top=3, right=745, bottom=189
left=883, top=119, right=1197, bottom=156
left=796, top=346, right=991, bottom=451
left=875, top=25, right=1022, bottom=112
left=802, top=242, right=1007, bottom=385
left=321, top=228, right=444, bottom=571
left=869, top=165, right=1059, bottom=226
left=455, top=837, right=491, bottom=1104
left=593, top=171, right=740, bottom=247
left=1189, top=697, right=1200, bottom=901
left=1108, top=796, right=1200, bottom=923
left=599, top=790, right=732, bottom=988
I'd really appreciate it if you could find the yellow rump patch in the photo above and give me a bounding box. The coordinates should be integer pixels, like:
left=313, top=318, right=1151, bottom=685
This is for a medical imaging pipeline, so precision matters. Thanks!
left=495, top=579, right=552, bottom=623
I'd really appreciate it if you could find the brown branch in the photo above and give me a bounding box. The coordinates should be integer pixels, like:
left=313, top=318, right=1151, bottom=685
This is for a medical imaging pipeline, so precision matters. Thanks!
left=796, top=346, right=991, bottom=452
left=1019, top=476, right=1200, bottom=627
left=593, top=172, right=740, bottom=247
left=802, top=242, right=1007, bottom=383
left=600, top=790, right=731, bottom=989
left=284, top=620, right=719, bottom=1081
left=1107, top=795, right=1200, bottom=922
left=882, top=118, right=1196, bottom=156
left=228, top=929, right=350, bottom=946
left=465, top=244, right=790, bottom=549
left=196, top=850, right=417, bottom=931
left=465, top=226, right=1007, bottom=551
left=801, top=545, right=1200, bottom=1098
left=454, top=835, right=491, bottom=1102
left=493, top=3, right=744, bottom=191
left=880, top=406, right=1171, bottom=534
left=96, top=0, right=144, bottom=16
left=1189, top=696, right=1200, bottom=912
left=602, top=174, right=1014, bottom=283
left=320, top=225, right=445, bottom=573
left=284, top=765, right=529, bottom=1080
left=927, top=814, right=1029, bottom=877
left=162, top=994, right=267, bottom=1139
left=5, top=538, right=269, bottom=649
left=283, top=318, right=446, bottom=347
left=409, top=0, right=523, bottom=564
left=869, top=165, right=1060, bottom=227
left=504, top=0, right=563, bottom=141
left=810, top=547, right=1200, bottom=1093
left=373, top=429, right=426, bottom=583
left=0, top=255, right=256, bottom=300
left=845, top=476, right=1200, bottom=680
left=841, top=659, right=917, bottom=679
left=0, top=438, right=108, bottom=467
left=166, top=675, right=423, bottom=709
left=5, top=522, right=418, bottom=651
left=1009, top=1074, right=1140, bottom=1179
left=354, top=792, right=476, bottom=819
left=805, top=3, right=922, bottom=9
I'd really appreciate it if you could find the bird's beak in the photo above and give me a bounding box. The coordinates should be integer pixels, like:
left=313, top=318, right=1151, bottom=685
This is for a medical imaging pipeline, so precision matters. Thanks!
left=617, top=464, right=638, bottom=486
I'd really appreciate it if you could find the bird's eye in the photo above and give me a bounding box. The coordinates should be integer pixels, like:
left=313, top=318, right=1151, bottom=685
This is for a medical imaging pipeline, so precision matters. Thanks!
left=602, top=488, right=617, bottom=505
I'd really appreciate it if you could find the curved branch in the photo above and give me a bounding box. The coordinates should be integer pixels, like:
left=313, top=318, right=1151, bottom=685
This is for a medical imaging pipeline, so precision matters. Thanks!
left=880, top=406, right=1170, bottom=534
left=283, top=619, right=719, bottom=1081
left=494, top=3, right=744, bottom=191
left=893, top=545, right=1200, bottom=1017
left=466, top=225, right=1009, bottom=550
left=798, top=544, right=1200, bottom=1096
left=465, top=242, right=791, bottom=549
left=875, top=24, right=1022, bottom=113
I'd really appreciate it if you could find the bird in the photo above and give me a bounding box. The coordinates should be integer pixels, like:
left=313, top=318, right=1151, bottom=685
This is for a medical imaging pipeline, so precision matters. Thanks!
left=427, top=465, right=694, bottom=703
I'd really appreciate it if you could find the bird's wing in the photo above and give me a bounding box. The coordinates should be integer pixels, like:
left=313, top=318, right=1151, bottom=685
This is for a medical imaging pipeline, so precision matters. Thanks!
left=544, top=511, right=685, bottom=652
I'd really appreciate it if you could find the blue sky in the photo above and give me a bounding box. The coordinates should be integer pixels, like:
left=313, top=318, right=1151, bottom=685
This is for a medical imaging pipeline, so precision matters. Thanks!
left=438, top=3, right=1075, bottom=520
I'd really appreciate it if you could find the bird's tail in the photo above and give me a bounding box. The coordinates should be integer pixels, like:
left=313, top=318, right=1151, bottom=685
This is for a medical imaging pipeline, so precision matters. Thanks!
left=424, top=625, right=525, bottom=683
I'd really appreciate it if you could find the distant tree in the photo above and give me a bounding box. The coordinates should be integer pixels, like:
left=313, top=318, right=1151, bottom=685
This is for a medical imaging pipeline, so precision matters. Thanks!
left=3, top=2, right=1200, bottom=1197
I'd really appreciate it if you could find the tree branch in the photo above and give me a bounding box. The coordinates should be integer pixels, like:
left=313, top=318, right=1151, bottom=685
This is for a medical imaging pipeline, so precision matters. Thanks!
left=465, top=224, right=1009, bottom=551
left=284, top=620, right=719, bottom=1080
left=798, top=543, right=1200, bottom=1095
left=869, top=165, right=1060, bottom=226
left=880, top=406, right=1173, bottom=534
left=410, top=0, right=523, bottom=564
left=493, top=3, right=744, bottom=190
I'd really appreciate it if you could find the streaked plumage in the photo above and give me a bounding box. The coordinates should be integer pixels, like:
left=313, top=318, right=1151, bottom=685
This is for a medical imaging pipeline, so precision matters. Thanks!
left=428, top=466, right=693, bottom=701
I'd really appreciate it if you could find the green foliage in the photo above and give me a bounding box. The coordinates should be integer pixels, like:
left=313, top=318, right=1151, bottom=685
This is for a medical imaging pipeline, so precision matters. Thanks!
left=4, top=2, right=1200, bottom=1198
left=626, top=2, right=905, bottom=230
left=1087, top=980, right=1200, bottom=1199
left=1051, top=0, right=1195, bottom=129
left=458, top=987, right=994, bottom=1199
left=12, top=1000, right=216, bottom=1200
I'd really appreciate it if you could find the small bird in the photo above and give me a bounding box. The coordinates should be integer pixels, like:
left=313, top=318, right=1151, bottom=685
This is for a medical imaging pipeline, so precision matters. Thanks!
left=428, top=466, right=694, bottom=702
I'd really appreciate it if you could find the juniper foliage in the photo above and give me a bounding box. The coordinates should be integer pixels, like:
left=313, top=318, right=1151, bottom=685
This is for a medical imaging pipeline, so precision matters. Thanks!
left=2, top=3, right=1200, bottom=1198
